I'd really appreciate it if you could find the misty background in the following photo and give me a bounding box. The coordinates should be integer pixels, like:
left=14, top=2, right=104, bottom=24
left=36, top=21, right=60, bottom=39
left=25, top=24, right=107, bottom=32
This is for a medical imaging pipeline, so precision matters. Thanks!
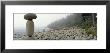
left=14, top=13, right=71, bottom=33
left=14, top=13, right=97, bottom=34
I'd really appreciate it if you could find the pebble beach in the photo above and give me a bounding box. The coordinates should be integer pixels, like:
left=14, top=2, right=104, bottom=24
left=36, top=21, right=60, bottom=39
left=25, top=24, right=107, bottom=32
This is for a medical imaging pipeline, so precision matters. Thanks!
left=13, top=27, right=97, bottom=40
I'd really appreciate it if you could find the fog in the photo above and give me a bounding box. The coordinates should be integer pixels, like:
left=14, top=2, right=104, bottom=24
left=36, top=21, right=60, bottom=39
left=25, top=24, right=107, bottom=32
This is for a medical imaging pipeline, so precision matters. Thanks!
left=47, top=13, right=83, bottom=29
left=14, top=13, right=71, bottom=32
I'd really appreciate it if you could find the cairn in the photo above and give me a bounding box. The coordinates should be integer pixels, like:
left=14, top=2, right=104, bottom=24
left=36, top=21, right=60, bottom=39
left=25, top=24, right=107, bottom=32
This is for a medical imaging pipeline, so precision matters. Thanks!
left=24, top=13, right=37, bottom=37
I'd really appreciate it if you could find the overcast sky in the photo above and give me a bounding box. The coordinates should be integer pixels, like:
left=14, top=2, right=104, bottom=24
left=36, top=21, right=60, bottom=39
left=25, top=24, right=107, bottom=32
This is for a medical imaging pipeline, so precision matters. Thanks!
left=14, top=13, right=71, bottom=31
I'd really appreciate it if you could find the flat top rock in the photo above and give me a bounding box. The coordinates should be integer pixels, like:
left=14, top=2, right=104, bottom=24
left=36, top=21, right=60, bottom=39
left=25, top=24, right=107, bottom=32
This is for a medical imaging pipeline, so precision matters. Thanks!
left=24, top=13, right=37, bottom=20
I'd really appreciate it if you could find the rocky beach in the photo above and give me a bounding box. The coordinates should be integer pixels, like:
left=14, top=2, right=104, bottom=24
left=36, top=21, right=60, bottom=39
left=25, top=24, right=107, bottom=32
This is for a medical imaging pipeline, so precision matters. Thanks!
left=13, top=27, right=97, bottom=40
left=14, top=13, right=97, bottom=40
